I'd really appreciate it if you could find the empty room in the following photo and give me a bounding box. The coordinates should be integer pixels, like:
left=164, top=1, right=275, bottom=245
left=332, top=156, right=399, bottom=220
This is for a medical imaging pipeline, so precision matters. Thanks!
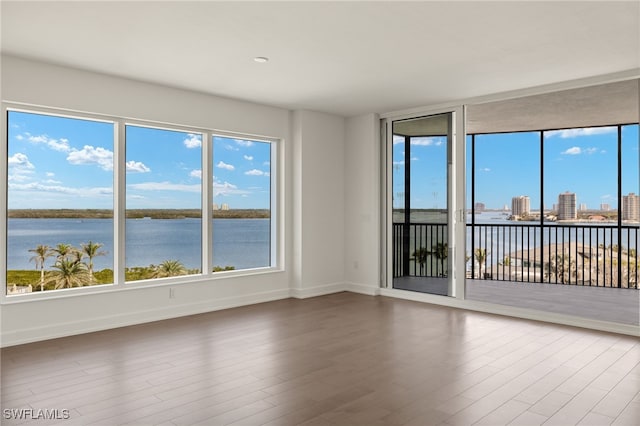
left=1, top=1, right=639, bottom=425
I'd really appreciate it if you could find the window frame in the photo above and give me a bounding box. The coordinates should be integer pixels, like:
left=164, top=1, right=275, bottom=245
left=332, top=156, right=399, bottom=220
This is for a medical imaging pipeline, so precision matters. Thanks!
left=2, top=103, right=282, bottom=303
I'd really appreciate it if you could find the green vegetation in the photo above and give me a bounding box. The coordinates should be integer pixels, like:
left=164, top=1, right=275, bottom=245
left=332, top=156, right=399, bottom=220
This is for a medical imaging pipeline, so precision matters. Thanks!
left=7, top=254, right=236, bottom=293
left=9, top=209, right=270, bottom=219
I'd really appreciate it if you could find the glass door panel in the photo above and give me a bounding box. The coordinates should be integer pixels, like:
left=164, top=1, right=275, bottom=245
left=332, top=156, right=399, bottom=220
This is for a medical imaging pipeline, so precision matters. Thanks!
left=392, top=113, right=452, bottom=295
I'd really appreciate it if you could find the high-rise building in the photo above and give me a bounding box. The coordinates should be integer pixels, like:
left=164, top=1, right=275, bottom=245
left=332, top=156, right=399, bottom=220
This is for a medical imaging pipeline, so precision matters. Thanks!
left=622, top=193, right=640, bottom=221
left=579, top=203, right=587, bottom=211
left=558, top=192, right=577, bottom=220
left=221, top=203, right=230, bottom=211
left=511, top=196, right=530, bottom=217
left=600, top=203, right=611, bottom=211
left=474, top=202, right=485, bottom=213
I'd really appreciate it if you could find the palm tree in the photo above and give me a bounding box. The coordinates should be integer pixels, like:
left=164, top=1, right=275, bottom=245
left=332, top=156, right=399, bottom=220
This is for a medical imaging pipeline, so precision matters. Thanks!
left=152, top=260, right=187, bottom=278
left=28, top=244, right=53, bottom=291
left=81, top=241, right=106, bottom=281
left=411, top=247, right=430, bottom=274
left=45, top=258, right=90, bottom=289
left=52, top=243, right=75, bottom=260
left=428, top=243, right=448, bottom=277
left=475, top=248, right=488, bottom=279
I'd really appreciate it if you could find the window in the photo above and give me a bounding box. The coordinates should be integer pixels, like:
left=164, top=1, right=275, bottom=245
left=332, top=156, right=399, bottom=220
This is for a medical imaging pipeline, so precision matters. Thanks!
left=212, top=136, right=273, bottom=270
left=125, top=125, right=203, bottom=282
left=4, top=107, right=280, bottom=296
left=467, top=126, right=637, bottom=288
left=6, top=110, right=114, bottom=294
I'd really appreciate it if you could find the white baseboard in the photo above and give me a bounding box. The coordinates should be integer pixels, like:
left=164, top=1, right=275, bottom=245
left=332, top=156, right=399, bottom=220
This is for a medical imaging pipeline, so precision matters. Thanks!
left=290, top=282, right=347, bottom=299
left=1, top=288, right=291, bottom=347
left=345, top=282, right=380, bottom=296
left=380, top=288, right=640, bottom=337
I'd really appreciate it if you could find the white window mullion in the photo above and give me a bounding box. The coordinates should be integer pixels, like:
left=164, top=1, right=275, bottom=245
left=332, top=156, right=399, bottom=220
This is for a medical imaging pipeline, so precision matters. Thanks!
left=114, top=121, right=126, bottom=285
left=203, top=132, right=213, bottom=275
left=1, top=105, right=9, bottom=301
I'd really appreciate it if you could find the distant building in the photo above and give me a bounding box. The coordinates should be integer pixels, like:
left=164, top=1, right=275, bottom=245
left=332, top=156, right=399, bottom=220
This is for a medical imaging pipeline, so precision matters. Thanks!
left=474, top=202, right=485, bottom=213
left=213, top=203, right=219, bottom=210
left=558, top=192, right=577, bottom=220
left=503, top=204, right=509, bottom=211
left=600, top=203, right=611, bottom=211
left=221, top=203, right=230, bottom=211
left=579, top=203, right=587, bottom=211
left=511, top=196, right=530, bottom=217
left=622, top=193, right=639, bottom=221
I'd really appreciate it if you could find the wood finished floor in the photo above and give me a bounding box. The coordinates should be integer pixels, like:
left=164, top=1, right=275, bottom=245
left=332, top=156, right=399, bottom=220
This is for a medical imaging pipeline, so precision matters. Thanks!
left=1, top=292, right=639, bottom=426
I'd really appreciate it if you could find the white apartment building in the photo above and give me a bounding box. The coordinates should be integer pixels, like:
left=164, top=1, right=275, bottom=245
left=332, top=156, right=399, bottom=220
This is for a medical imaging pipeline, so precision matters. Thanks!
left=511, top=195, right=530, bottom=217
left=558, top=192, right=577, bottom=220
left=622, top=193, right=640, bottom=221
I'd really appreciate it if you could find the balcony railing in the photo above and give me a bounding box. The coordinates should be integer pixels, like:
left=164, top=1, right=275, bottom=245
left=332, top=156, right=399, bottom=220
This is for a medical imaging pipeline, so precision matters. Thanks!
left=393, top=222, right=639, bottom=289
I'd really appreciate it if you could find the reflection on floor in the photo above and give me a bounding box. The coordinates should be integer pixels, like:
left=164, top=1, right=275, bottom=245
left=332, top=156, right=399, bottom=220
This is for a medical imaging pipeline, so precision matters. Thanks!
left=394, top=277, right=639, bottom=325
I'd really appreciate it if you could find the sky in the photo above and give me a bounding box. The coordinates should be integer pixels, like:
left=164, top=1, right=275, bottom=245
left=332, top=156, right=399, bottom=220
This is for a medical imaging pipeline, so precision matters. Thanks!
left=393, top=124, right=639, bottom=211
left=8, top=111, right=639, bottom=212
left=467, top=126, right=639, bottom=210
left=7, top=111, right=272, bottom=210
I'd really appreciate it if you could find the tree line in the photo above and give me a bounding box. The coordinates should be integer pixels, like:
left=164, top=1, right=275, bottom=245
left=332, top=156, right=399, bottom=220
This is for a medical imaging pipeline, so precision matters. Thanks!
left=9, top=209, right=270, bottom=219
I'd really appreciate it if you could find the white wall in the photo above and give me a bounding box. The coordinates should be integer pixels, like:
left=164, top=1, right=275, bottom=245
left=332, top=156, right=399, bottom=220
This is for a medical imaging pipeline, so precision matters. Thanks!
left=0, top=56, right=354, bottom=346
left=344, top=114, right=381, bottom=294
left=291, top=110, right=347, bottom=297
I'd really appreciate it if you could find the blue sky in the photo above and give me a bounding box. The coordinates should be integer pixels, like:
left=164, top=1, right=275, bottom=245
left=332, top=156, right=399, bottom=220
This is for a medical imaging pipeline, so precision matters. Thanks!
left=7, top=111, right=272, bottom=209
left=467, top=126, right=639, bottom=210
left=393, top=134, right=448, bottom=209
left=394, top=124, right=639, bottom=211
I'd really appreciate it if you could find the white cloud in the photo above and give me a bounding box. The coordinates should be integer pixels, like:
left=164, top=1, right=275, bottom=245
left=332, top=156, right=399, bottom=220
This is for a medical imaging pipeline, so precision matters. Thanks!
left=392, top=135, right=405, bottom=145
left=8, top=153, right=35, bottom=182
left=67, top=145, right=113, bottom=170
left=213, top=179, right=250, bottom=197
left=561, top=146, right=599, bottom=155
left=190, top=169, right=202, bottom=179
left=21, top=133, right=71, bottom=152
left=245, top=169, right=269, bottom=176
left=546, top=127, right=616, bottom=139
left=9, top=182, right=112, bottom=197
left=183, top=134, right=202, bottom=149
left=8, top=153, right=34, bottom=169
left=562, top=146, right=582, bottom=155
left=263, top=161, right=270, bottom=166
left=127, top=181, right=201, bottom=192
left=480, top=167, right=491, bottom=172
left=46, top=172, right=55, bottom=177
left=234, top=139, right=254, bottom=147
left=43, top=179, right=62, bottom=184
left=48, top=138, right=71, bottom=152
left=244, top=155, right=253, bottom=161
left=411, top=137, right=444, bottom=146
left=224, top=144, right=239, bottom=151
left=126, top=160, right=151, bottom=173
left=216, top=161, right=235, bottom=171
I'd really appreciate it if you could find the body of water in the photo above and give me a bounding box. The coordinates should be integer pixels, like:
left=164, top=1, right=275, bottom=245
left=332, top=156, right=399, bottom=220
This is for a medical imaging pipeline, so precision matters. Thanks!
left=7, top=218, right=270, bottom=271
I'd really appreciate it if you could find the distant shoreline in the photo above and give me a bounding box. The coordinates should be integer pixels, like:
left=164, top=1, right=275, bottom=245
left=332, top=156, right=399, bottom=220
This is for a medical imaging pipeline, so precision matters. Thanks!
left=8, top=209, right=270, bottom=219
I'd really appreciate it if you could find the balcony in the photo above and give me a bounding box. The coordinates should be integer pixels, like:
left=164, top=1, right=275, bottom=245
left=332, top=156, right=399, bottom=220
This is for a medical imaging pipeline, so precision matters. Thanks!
left=392, top=222, right=639, bottom=325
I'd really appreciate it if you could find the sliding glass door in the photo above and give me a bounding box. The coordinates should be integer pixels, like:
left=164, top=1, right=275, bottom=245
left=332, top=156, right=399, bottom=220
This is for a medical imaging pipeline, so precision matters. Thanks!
left=386, top=111, right=463, bottom=296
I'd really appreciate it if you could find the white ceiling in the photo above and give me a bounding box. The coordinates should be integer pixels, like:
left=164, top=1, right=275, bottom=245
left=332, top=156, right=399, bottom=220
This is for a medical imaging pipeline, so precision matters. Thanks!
left=1, top=1, right=639, bottom=117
